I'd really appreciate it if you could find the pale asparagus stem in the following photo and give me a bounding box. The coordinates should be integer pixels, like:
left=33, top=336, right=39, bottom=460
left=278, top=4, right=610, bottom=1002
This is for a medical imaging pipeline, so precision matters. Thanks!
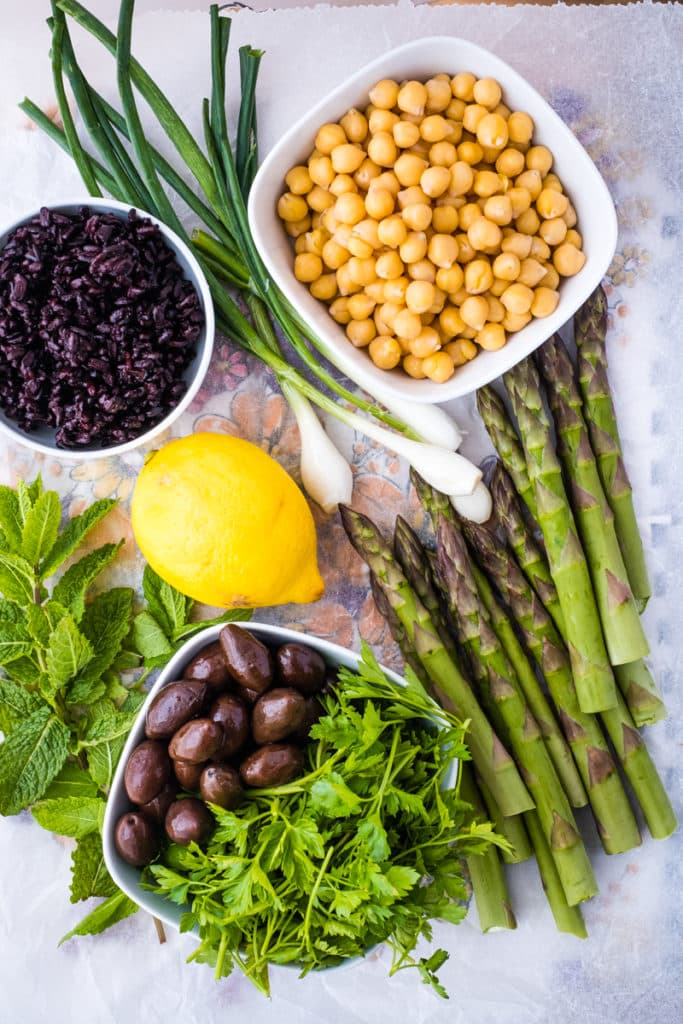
left=477, top=386, right=537, bottom=518
left=339, top=507, right=533, bottom=817
left=471, top=562, right=588, bottom=810
left=459, top=763, right=517, bottom=932
left=504, top=359, right=617, bottom=714
left=574, top=286, right=651, bottom=610
left=614, top=661, right=666, bottom=728
left=462, top=519, right=642, bottom=855
left=490, top=462, right=567, bottom=638
left=434, top=514, right=598, bottom=907
left=474, top=769, right=533, bottom=864
left=536, top=337, right=649, bottom=666
left=523, top=810, right=587, bottom=938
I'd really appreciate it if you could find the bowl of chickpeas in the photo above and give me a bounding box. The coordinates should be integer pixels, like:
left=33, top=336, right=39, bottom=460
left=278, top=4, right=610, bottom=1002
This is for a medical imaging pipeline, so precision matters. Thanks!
left=248, top=36, right=617, bottom=401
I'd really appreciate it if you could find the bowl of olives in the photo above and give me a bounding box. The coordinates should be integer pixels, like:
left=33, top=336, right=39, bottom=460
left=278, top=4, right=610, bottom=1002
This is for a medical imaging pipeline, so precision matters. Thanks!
left=103, top=620, right=432, bottom=931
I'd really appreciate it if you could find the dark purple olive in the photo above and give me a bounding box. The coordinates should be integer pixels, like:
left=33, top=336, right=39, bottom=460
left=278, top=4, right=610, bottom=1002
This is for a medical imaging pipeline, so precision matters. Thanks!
left=200, top=764, right=243, bottom=810
left=165, top=799, right=214, bottom=846
left=219, top=625, right=273, bottom=694
left=209, top=693, right=250, bottom=759
left=169, top=718, right=223, bottom=764
left=145, top=680, right=208, bottom=740
left=173, top=759, right=204, bottom=791
left=240, top=743, right=305, bottom=788
left=293, top=695, right=325, bottom=741
left=115, top=811, right=160, bottom=866
left=252, top=688, right=306, bottom=744
left=124, top=740, right=171, bottom=805
left=276, top=643, right=327, bottom=695
left=184, top=641, right=231, bottom=691
left=138, top=782, right=177, bottom=824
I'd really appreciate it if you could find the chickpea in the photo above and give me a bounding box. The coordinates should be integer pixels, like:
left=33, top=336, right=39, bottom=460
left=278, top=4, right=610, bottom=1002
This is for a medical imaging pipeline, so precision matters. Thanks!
left=536, top=188, right=569, bottom=220
left=436, top=264, right=465, bottom=295
left=334, top=192, right=366, bottom=225
left=493, top=252, right=520, bottom=281
left=399, top=231, right=428, bottom=264
left=502, top=309, right=532, bottom=332
left=340, top=108, right=368, bottom=144
left=450, top=161, right=475, bottom=196
left=565, top=229, right=583, bottom=248
left=294, top=235, right=307, bottom=255
left=346, top=318, right=376, bottom=347
left=354, top=158, right=382, bottom=191
left=347, top=256, right=378, bottom=287
left=397, top=186, right=429, bottom=210
left=303, top=229, right=327, bottom=256
left=407, top=258, right=436, bottom=283
left=462, top=103, right=488, bottom=134
left=455, top=234, right=476, bottom=264
left=403, top=203, right=433, bottom=231
left=377, top=214, right=408, bottom=248
left=553, top=243, right=586, bottom=277
left=445, top=338, right=478, bottom=366
left=468, top=216, right=503, bottom=252
left=406, top=280, right=436, bottom=314
left=458, top=140, right=484, bottom=165
left=368, top=109, right=399, bottom=135
left=423, top=350, right=455, bottom=382
left=429, top=287, right=447, bottom=314
left=321, top=238, right=350, bottom=270
left=489, top=276, right=509, bottom=297
left=496, top=148, right=526, bottom=177
left=421, top=165, right=452, bottom=198
left=539, top=263, right=560, bottom=290
left=564, top=202, right=578, bottom=229
left=517, top=258, right=547, bottom=288
left=419, top=114, right=448, bottom=143
left=515, top=169, right=543, bottom=200
left=403, top=354, right=427, bottom=378
left=529, top=236, right=551, bottom=261
left=329, top=297, right=350, bottom=324
left=430, top=141, right=457, bottom=167
left=397, top=80, right=428, bottom=116
left=394, top=120, right=421, bottom=149
left=543, top=172, right=564, bottom=193
left=346, top=292, right=377, bottom=319
left=394, top=152, right=428, bottom=187
left=484, top=194, right=513, bottom=226
left=307, top=185, right=335, bottom=213
left=473, top=77, right=502, bottom=109
left=409, top=326, right=441, bottom=358
left=445, top=97, right=467, bottom=121
left=375, top=250, right=404, bottom=280
left=347, top=234, right=373, bottom=259
left=310, top=274, right=338, bottom=301
left=368, top=132, right=399, bottom=169
left=315, top=123, right=347, bottom=155
left=376, top=301, right=401, bottom=333
left=477, top=322, right=506, bottom=351
left=526, top=145, right=553, bottom=175
left=507, top=111, right=534, bottom=145
left=294, top=252, right=323, bottom=283
left=368, top=79, right=399, bottom=110
left=428, top=233, right=459, bottom=269
left=285, top=165, right=313, bottom=195
left=458, top=202, right=482, bottom=231
left=516, top=208, right=541, bottom=236
left=425, top=76, right=453, bottom=113
left=394, top=308, right=423, bottom=340
left=329, top=173, right=357, bottom=197
left=432, top=205, right=459, bottom=233
left=501, top=282, right=534, bottom=314
left=486, top=295, right=506, bottom=323
left=476, top=113, right=508, bottom=150
left=461, top=295, right=490, bottom=330
left=284, top=216, right=311, bottom=239
left=365, top=188, right=395, bottom=220
left=440, top=304, right=466, bottom=338
left=369, top=335, right=402, bottom=369
left=353, top=218, right=381, bottom=251
left=443, top=120, right=464, bottom=145
left=473, top=170, right=504, bottom=198
left=530, top=287, right=560, bottom=318
left=277, top=192, right=309, bottom=222
left=336, top=263, right=361, bottom=296
left=464, top=257, right=494, bottom=295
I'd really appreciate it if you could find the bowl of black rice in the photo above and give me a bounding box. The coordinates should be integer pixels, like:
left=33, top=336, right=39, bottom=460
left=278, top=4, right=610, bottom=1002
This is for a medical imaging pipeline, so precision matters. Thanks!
left=0, top=197, right=214, bottom=458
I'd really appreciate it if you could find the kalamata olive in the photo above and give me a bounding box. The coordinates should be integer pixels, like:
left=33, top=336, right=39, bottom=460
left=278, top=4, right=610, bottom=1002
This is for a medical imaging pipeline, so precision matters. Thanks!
left=219, top=624, right=273, bottom=694
left=200, top=764, right=243, bottom=809
left=173, top=759, right=204, bottom=791
left=276, top=643, right=327, bottom=695
left=184, top=641, right=231, bottom=691
left=293, top=695, right=325, bottom=741
left=252, top=688, right=306, bottom=744
left=145, top=680, right=208, bottom=740
left=115, top=811, right=160, bottom=866
left=165, top=798, right=214, bottom=846
left=240, top=743, right=305, bottom=788
left=169, top=718, right=223, bottom=764
left=138, top=782, right=177, bottom=824
left=209, top=693, right=250, bottom=759
left=124, top=740, right=172, bottom=805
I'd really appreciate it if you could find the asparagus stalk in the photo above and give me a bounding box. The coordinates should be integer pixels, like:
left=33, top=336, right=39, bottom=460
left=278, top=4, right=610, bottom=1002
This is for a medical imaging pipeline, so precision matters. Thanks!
left=474, top=770, right=533, bottom=864
left=490, top=462, right=567, bottom=638
left=462, top=520, right=642, bottom=855
left=368, top=575, right=431, bottom=691
left=504, top=359, right=617, bottom=713
left=459, top=764, right=517, bottom=932
left=434, top=514, right=598, bottom=906
left=339, top=507, right=533, bottom=817
left=523, top=810, right=588, bottom=938
left=477, top=386, right=537, bottom=519
left=574, top=286, right=651, bottom=610
left=536, top=337, right=649, bottom=666
left=613, top=661, right=666, bottom=728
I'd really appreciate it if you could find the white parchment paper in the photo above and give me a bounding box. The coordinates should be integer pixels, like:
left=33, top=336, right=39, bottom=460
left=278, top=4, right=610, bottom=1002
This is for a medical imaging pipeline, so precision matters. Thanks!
left=0, top=3, right=682, bottom=1023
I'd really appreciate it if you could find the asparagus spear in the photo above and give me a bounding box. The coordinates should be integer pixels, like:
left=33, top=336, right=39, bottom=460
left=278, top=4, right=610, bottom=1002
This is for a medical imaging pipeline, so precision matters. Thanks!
left=339, top=507, right=533, bottom=817
left=523, top=810, right=587, bottom=938
left=474, top=770, right=533, bottom=864
left=434, top=514, right=598, bottom=906
left=574, top=286, right=651, bottom=610
left=459, top=764, right=517, bottom=932
left=504, top=359, right=617, bottom=713
left=477, top=386, right=537, bottom=518
left=536, top=337, right=649, bottom=666
left=613, top=660, right=666, bottom=728
left=462, top=519, right=642, bottom=855
left=490, top=462, right=567, bottom=638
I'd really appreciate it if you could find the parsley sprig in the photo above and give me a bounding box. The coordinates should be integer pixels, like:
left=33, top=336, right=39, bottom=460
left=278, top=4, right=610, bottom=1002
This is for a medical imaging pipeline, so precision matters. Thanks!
left=147, top=645, right=502, bottom=998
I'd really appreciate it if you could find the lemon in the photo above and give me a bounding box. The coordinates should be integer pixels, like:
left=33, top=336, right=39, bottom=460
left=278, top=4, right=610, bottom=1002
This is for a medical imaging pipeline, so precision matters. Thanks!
left=131, top=433, right=324, bottom=608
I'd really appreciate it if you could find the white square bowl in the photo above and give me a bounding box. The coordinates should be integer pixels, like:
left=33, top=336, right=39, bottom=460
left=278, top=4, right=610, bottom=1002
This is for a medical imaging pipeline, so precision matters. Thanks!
left=248, top=36, right=617, bottom=405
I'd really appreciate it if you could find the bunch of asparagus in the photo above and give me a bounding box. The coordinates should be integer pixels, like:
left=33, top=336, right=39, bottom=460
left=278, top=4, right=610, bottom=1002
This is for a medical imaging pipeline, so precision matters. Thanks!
left=340, top=287, right=676, bottom=937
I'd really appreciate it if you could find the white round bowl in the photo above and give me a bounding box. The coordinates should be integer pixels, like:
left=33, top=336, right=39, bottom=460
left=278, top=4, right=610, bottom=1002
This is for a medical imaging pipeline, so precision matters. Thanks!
left=248, top=36, right=617, bottom=405
left=103, top=620, right=458, bottom=953
left=0, top=197, right=214, bottom=460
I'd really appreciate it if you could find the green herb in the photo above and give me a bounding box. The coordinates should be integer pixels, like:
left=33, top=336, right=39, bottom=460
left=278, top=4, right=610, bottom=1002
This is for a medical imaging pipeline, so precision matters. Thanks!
left=147, top=644, right=502, bottom=998
left=0, top=477, right=250, bottom=943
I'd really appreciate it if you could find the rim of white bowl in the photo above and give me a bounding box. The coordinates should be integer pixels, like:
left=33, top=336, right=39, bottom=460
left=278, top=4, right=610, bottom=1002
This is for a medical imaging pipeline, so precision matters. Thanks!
left=248, top=36, right=618, bottom=405
left=103, top=620, right=459, bottom=962
left=0, top=196, right=215, bottom=461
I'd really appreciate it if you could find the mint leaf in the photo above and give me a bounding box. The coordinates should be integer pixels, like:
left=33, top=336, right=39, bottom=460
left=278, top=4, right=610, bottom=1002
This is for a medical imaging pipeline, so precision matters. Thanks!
left=86, top=734, right=127, bottom=790
left=79, top=696, right=141, bottom=747
left=0, top=486, right=23, bottom=553
left=79, top=588, right=134, bottom=681
left=25, top=600, right=67, bottom=649
left=3, top=655, right=43, bottom=687
left=32, top=796, right=105, bottom=837
left=143, top=565, right=192, bottom=636
left=59, top=891, right=138, bottom=945
left=0, top=551, right=35, bottom=604
left=16, top=479, right=33, bottom=524
left=0, top=706, right=69, bottom=814
left=52, top=542, right=123, bottom=621
left=21, top=490, right=61, bottom=567
left=70, top=833, right=117, bottom=902
left=65, top=676, right=108, bottom=707
left=27, top=476, right=44, bottom=504
left=0, top=599, right=25, bottom=623
left=171, top=607, right=252, bottom=644
left=40, top=498, right=116, bottom=580
left=0, top=679, right=44, bottom=733
left=44, top=761, right=99, bottom=800
left=132, top=610, right=173, bottom=661
left=45, top=615, right=94, bottom=693
left=0, top=621, right=33, bottom=665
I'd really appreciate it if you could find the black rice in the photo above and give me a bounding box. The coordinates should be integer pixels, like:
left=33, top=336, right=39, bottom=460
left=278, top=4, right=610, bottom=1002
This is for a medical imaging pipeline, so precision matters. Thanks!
left=0, top=206, right=204, bottom=449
